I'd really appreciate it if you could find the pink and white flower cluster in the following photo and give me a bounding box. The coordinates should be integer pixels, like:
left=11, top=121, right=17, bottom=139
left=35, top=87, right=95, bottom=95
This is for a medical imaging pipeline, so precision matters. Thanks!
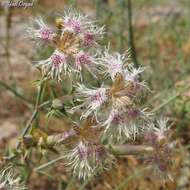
left=28, top=8, right=173, bottom=180
left=64, top=141, right=110, bottom=179
left=28, top=8, right=104, bottom=81
left=74, top=49, right=151, bottom=143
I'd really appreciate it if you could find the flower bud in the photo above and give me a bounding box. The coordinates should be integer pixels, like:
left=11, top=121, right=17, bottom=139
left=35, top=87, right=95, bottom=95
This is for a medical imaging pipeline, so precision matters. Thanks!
left=56, top=18, right=64, bottom=29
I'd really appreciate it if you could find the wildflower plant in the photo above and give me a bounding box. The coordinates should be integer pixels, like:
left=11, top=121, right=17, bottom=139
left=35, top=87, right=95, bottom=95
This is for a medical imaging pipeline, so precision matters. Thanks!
left=1, top=7, right=175, bottom=185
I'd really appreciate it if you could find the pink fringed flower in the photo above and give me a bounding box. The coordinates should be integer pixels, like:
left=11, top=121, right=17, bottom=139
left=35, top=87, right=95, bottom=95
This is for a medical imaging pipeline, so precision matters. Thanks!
left=27, top=18, right=55, bottom=42
left=73, top=84, right=109, bottom=119
left=35, top=50, right=67, bottom=80
left=75, top=51, right=92, bottom=65
left=83, top=25, right=104, bottom=47
left=74, top=51, right=98, bottom=79
left=64, top=142, right=92, bottom=179
left=103, top=107, right=151, bottom=142
left=124, top=64, right=148, bottom=92
left=144, top=118, right=173, bottom=181
left=64, top=19, right=81, bottom=34
left=99, top=48, right=129, bottom=80
left=61, top=8, right=91, bottom=35
left=64, top=141, right=111, bottom=179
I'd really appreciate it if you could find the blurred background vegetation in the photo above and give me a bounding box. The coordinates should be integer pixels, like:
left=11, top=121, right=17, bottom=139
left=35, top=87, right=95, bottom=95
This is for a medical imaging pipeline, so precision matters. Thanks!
left=0, top=0, right=190, bottom=189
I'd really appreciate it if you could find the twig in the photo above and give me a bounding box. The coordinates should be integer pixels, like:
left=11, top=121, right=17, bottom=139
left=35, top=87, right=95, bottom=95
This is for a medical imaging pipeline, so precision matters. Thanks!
left=21, top=110, right=38, bottom=138
left=34, top=155, right=65, bottom=172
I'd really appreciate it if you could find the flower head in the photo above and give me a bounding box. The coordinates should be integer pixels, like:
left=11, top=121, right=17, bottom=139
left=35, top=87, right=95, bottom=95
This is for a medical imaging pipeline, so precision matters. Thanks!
left=143, top=118, right=173, bottom=181
left=99, top=49, right=129, bottom=80
left=147, top=144, right=173, bottom=181
left=61, top=8, right=92, bottom=35
left=35, top=50, right=67, bottom=81
left=74, top=84, right=109, bottom=119
left=75, top=51, right=92, bottom=66
left=64, top=141, right=112, bottom=179
left=103, top=106, right=151, bottom=142
left=82, top=25, right=105, bottom=47
left=65, top=141, right=92, bottom=179
left=62, top=119, right=112, bottom=179
left=27, top=18, right=55, bottom=42
left=73, top=51, right=99, bottom=79
left=29, top=8, right=105, bottom=82
left=125, top=64, right=147, bottom=91
left=146, top=117, right=170, bottom=144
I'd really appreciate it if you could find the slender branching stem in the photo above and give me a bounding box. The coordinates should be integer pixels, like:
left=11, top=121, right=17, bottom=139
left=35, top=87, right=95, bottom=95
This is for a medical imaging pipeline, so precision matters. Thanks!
left=16, top=110, right=38, bottom=149
left=127, top=0, right=139, bottom=68
left=16, top=79, right=45, bottom=149
left=34, top=155, right=65, bottom=172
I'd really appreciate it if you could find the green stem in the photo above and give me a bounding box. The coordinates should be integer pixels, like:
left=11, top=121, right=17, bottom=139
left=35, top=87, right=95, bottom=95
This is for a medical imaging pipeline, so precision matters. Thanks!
left=16, top=109, right=38, bottom=149
left=119, top=0, right=126, bottom=52
left=96, top=0, right=101, bottom=19
left=35, top=82, right=44, bottom=108
left=16, top=79, right=45, bottom=149
left=127, top=0, right=139, bottom=68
